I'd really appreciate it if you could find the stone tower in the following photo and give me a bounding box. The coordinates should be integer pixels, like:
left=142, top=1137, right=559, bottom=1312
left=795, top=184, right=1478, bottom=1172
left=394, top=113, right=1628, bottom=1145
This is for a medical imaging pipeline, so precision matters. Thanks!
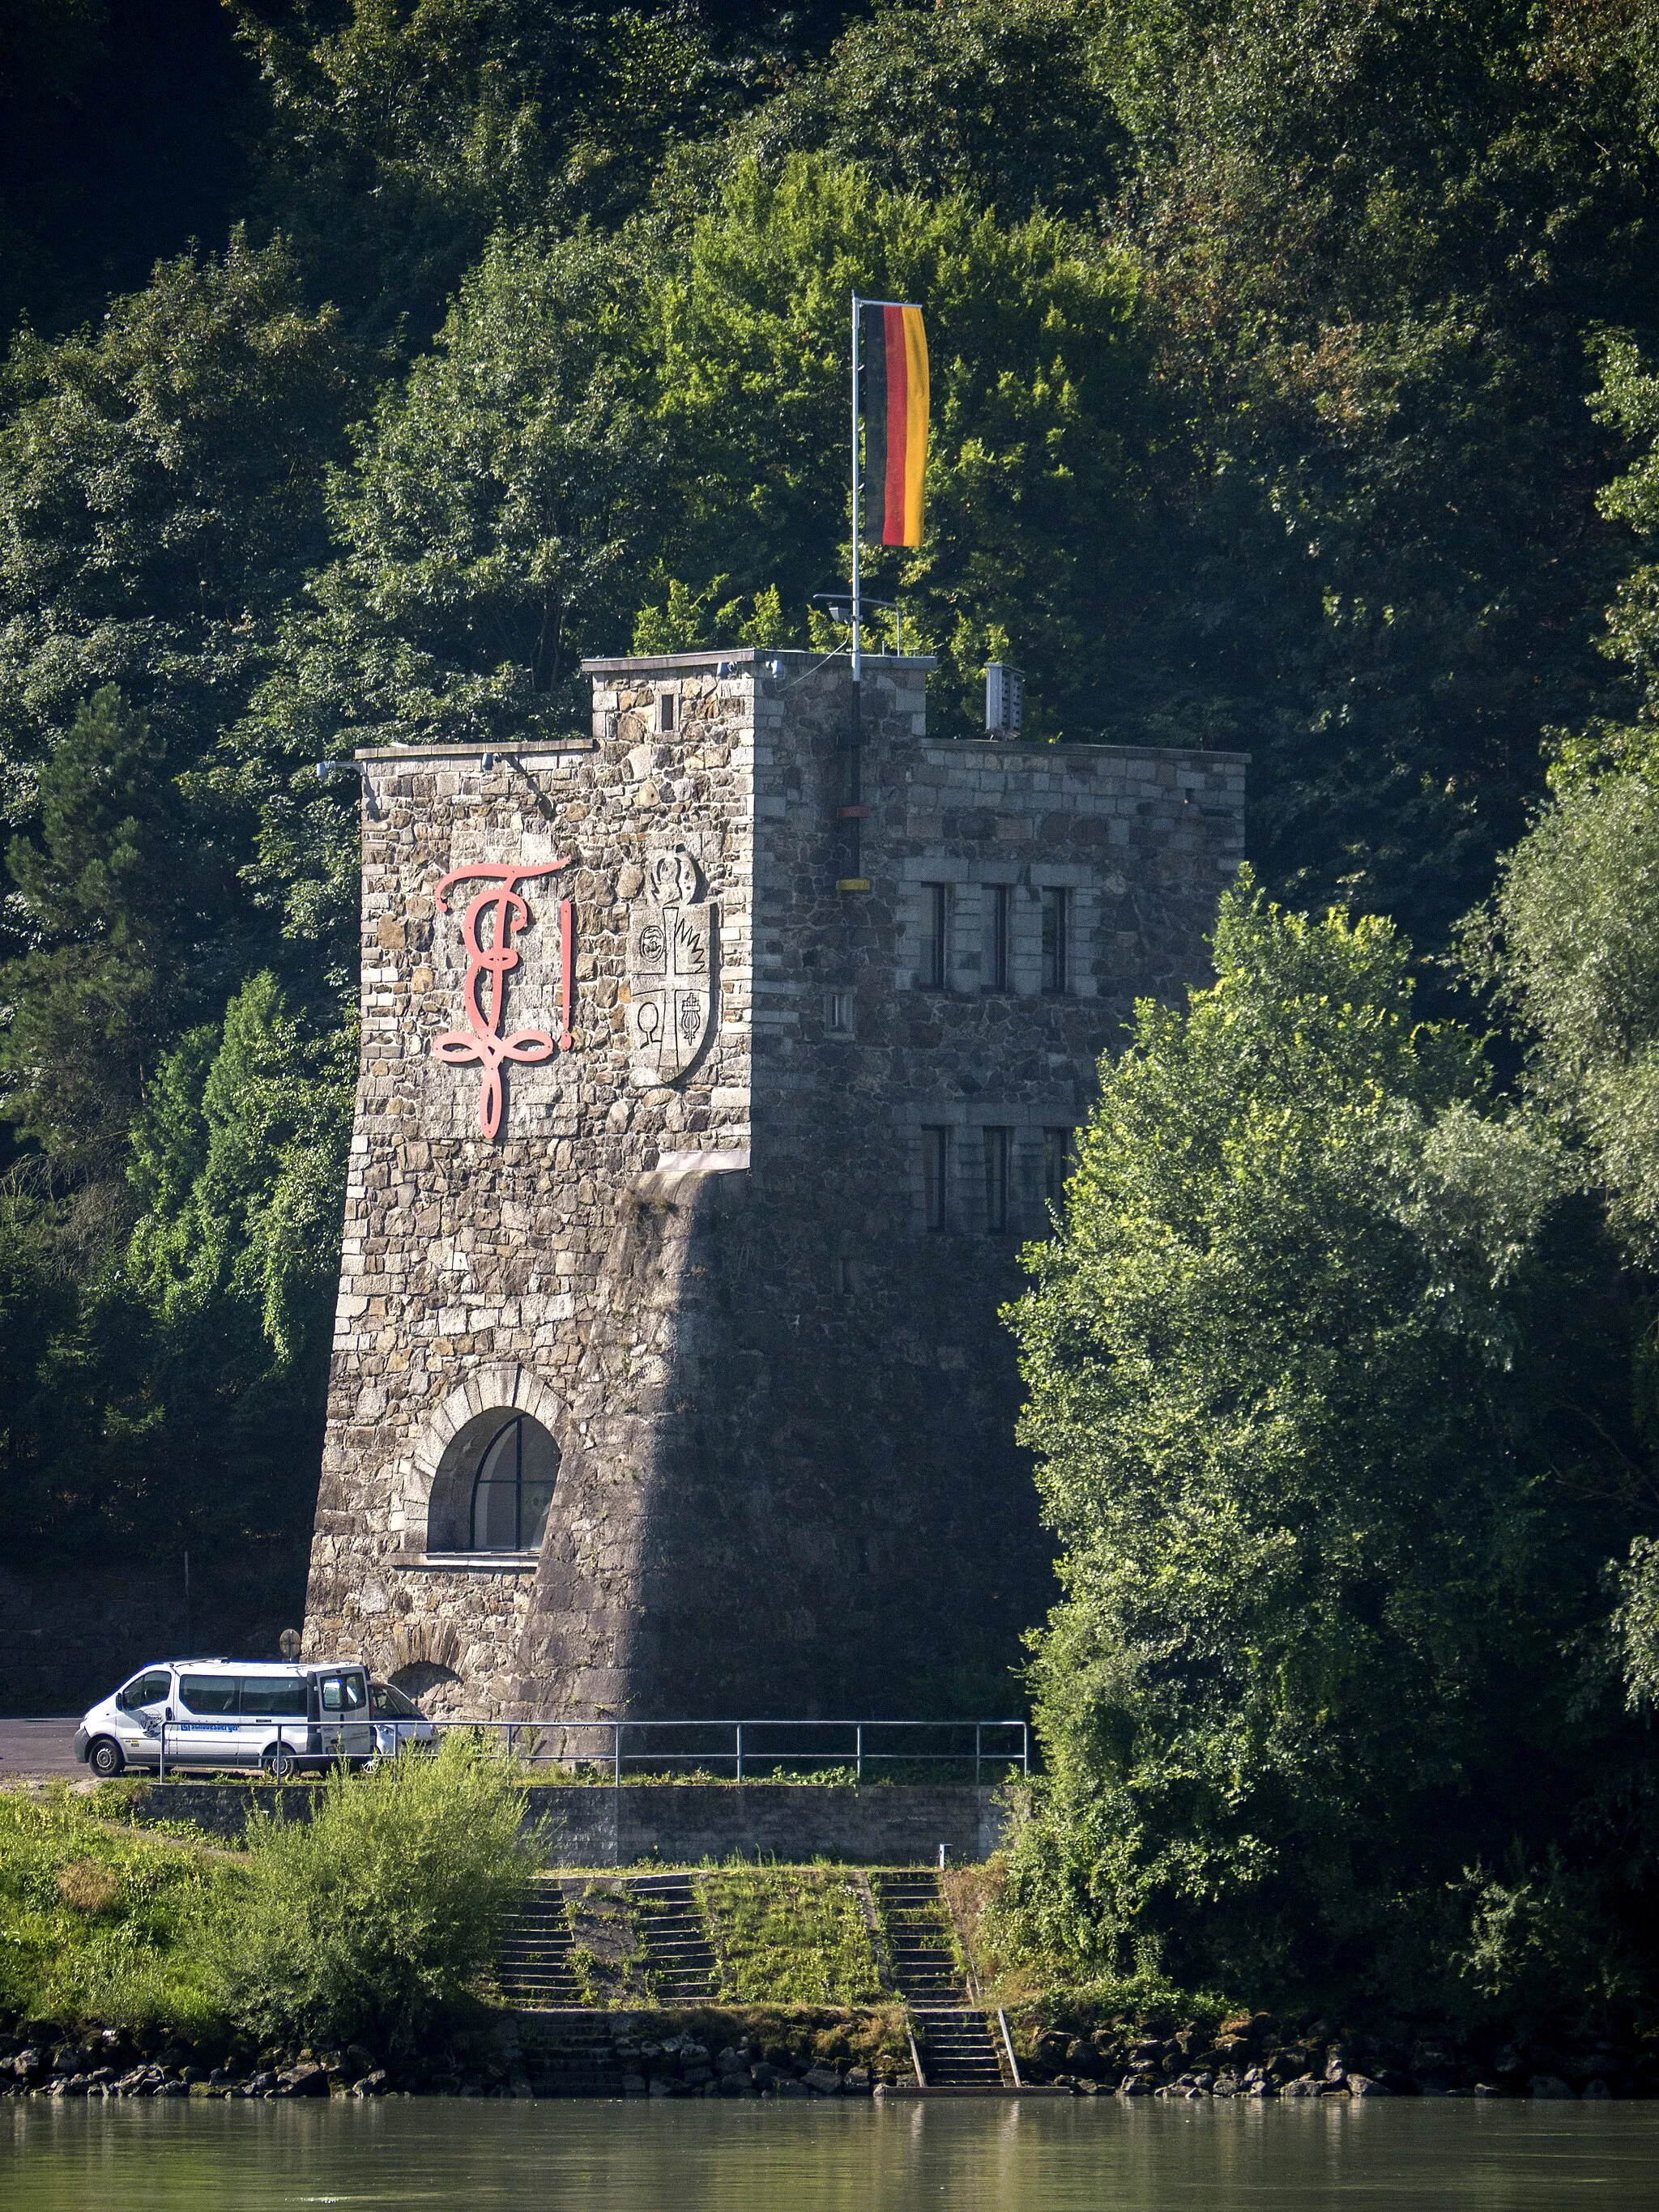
left=301, top=651, right=1246, bottom=1718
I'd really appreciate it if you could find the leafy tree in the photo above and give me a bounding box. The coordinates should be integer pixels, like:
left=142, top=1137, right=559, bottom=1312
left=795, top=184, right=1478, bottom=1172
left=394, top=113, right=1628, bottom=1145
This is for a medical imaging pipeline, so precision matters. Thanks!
left=1081, top=0, right=1659, bottom=948
left=999, top=880, right=1656, bottom=2010
left=650, top=155, right=1158, bottom=736
left=1469, top=775, right=1659, bottom=1266
left=715, top=0, right=1129, bottom=219
left=1, top=689, right=211, bottom=1183
left=229, top=0, right=827, bottom=338
left=213, top=1733, right=539, bottom=2049
left=126, top=970, right=353, bottom=1370
left=0, top=232, right=358, bottom=791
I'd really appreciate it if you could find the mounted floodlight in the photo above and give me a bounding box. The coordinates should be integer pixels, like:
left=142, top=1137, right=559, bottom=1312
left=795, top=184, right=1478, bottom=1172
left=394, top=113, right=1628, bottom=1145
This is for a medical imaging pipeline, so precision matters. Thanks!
left=813, top=590, right=903, bottom=654
left=481, top=751, right=496, bottom=770
left=985, top=663, right=1025, bottom=737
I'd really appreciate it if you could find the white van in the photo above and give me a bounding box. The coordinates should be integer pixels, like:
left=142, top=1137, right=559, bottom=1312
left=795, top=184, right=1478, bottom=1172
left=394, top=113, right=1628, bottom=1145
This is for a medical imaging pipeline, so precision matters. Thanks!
left=74, top=1660, right=373, bottom=1779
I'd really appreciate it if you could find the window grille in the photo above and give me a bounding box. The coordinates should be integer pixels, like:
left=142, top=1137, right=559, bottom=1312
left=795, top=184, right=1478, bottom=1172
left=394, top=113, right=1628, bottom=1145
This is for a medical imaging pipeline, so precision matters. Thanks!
left=918, top=884, right=949, bottom=989
left=984, top=1127, right=1013, bottom=1234
left=982, top=884, right=1010, bottom=992
left=922, top=1127, right=950, bottom=1230
left=1040, top=887, right=1070, bottom=995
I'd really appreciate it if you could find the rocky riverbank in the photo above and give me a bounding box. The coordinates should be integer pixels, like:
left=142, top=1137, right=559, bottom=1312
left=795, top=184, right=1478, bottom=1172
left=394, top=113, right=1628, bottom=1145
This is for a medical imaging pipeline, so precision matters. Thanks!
left=0, top=2007, right=911, bottom=2101
left=1017, top=2009, right=1659, bottom=2100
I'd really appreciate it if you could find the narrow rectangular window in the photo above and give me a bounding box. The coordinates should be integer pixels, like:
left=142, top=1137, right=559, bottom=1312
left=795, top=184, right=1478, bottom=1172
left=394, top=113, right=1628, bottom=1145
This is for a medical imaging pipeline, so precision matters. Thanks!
left=983, top=1127, right=1013, bottom=1234
left=656, top=690, right=676, bottom=735
left=825, top=988, right=853, bottom=1034
left=1040, top=887, right=1069, bottom=995
left=922, top=1127, right=949, bottom=1230
left=1043, top=1127, right=1076, bottom=1211
left=918, top=884, right=949, bottom=989
left=982, top=884, right=1010, bottom=992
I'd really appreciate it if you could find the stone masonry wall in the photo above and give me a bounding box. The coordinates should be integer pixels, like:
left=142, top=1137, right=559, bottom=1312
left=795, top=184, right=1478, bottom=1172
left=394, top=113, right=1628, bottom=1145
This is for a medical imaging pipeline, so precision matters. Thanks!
left=304, top=650, right=1245, bottom=1721
left=120, top=1779, right=1009, bottom=1865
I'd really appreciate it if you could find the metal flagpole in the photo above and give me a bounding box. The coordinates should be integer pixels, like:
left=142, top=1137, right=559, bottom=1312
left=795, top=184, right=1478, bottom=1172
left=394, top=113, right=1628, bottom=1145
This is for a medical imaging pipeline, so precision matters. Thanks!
left=850, top=292, right=862, bottom=683
left=842, top=292, right=864, bottom=888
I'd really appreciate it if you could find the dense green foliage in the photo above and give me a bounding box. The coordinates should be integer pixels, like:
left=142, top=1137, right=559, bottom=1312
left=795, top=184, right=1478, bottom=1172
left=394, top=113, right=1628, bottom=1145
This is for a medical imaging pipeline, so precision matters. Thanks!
left=1001, top=883, right=1659, bottom=2021
left=7, top=0, right=1659, bottom=2018
left=213, top=1736, right=538, bottom=2049
left=0, top=1745, right=531, bottom=2046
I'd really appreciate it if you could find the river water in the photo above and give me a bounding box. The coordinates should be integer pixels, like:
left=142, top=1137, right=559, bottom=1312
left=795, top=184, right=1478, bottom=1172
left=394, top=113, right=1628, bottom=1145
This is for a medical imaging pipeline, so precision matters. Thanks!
left=6, top=2097, right=1659, bottom=2210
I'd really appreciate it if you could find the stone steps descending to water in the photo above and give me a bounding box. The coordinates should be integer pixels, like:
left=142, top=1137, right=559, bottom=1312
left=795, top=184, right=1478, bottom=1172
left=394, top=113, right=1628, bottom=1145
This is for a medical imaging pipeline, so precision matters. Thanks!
left=629, top=1873, right=720, bottom=2003
left=495, top=1878, right=582, bottom=2005
left=911, top=2010, right=1012, bottom=2088
left=870, top=1872, right=969, bottom=2004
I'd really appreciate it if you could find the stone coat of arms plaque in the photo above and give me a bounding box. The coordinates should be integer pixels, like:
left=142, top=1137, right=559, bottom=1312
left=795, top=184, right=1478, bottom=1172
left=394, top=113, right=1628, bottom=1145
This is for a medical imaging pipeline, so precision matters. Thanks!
left=627, top=850, right=714, bottom=1085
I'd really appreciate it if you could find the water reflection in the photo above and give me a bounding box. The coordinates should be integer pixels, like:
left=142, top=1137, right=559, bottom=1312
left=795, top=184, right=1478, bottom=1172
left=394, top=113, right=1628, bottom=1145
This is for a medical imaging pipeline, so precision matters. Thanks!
left=6, top=2096, right=1659, bottom=2211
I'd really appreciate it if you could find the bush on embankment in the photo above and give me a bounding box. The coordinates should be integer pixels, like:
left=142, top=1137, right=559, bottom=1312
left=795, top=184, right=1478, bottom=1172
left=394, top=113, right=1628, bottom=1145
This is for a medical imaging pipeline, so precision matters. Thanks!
left=1, top=1737, right=537, bottom=2050
left=210, top=1734, right=539, bottom=2052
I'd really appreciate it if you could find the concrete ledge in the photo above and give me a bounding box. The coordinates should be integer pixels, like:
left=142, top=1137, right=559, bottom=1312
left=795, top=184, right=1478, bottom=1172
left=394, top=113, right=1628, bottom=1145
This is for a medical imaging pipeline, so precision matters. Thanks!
left=115, top=1779, right=1009, bottom=1863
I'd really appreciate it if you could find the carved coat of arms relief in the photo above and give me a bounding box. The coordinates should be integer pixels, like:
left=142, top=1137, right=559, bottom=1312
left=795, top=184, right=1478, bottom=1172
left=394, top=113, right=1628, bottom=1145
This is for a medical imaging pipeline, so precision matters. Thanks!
left=627, top=850, right=715, bottom=1086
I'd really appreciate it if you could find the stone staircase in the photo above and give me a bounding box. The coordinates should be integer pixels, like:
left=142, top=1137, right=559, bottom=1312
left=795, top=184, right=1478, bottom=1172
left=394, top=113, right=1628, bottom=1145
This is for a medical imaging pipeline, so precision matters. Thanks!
left=911, top=2009, right=1015, bottom=2088
left=495, top=1877, right=581, bottom=2005
left=870, top=1871, right=969, bottom=2002
left=518, top=2017, right=625, bottom=2097
left=629, top=1872, right=720, bottom=2002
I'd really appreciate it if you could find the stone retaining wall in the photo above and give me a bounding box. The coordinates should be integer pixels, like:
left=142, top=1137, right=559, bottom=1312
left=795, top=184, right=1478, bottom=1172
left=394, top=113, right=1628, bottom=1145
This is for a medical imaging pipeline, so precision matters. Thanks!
left=117, top=1779, right=1007, bottom=1864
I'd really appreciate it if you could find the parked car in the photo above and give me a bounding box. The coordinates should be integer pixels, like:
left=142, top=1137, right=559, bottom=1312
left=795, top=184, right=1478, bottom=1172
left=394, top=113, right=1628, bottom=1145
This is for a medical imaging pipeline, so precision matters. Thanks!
left=74, top=1659, right=373, bottom=1779
left=369, top=1678, right=437, bottom=1758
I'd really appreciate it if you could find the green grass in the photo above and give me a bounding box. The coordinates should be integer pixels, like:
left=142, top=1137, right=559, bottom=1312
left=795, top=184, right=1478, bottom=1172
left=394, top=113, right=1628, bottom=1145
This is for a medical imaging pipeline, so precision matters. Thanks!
left=701, top=1869, right=885, bottom=2006
left=0, top=1784, right=228, bottom=2034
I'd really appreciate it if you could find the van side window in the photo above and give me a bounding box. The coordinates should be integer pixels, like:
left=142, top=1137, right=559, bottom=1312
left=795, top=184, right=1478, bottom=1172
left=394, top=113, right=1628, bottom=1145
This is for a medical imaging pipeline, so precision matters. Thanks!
left=320, top=1674, right=366, bottom=1712
left=179, top=1676, right=237, bottom=1715
left=241, top=1678, right=308, bottom=1718
left=119, top=1672, right=169, bottom=1711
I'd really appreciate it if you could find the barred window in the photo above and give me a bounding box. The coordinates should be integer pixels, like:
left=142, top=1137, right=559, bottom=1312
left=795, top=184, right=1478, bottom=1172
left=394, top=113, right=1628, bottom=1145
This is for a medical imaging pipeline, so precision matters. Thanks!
left=1040, top=888, right=1069, bottom=995
left=918, top=884, right=949, bottom=990
left=922, top=1127, right=950, bottom=1230
left=982, top=884, right=1010, bottom=992
left=983, top=1127, right=1013, bottom=1234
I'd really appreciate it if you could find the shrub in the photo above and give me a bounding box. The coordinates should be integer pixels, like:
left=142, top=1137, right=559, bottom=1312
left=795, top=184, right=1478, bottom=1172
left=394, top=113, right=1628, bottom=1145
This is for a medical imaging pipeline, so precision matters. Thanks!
left=211, top=1735, right=539, bottom=2050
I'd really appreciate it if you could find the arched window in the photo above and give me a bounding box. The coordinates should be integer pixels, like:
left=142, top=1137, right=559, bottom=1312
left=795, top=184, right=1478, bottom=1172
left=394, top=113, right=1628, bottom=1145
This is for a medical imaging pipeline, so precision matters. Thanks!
left=467, top=1413, right=558, bottom=1552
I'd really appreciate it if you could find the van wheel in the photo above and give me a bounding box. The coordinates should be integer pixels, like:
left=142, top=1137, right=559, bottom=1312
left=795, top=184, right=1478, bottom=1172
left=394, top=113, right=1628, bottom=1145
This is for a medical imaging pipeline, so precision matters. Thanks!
left=87, top=1737, right=124, bottom=1779
left=262, top=1746, right=297, bottom=1781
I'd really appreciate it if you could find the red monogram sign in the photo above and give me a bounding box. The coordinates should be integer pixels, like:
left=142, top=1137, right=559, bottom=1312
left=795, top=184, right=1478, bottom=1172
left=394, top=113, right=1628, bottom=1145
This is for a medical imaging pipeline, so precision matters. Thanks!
left=432, top=859, right=574, bottom=1140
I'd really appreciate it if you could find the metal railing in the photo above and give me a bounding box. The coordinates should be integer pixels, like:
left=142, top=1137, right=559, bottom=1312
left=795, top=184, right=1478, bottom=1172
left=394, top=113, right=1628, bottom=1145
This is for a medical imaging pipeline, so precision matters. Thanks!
left=156, top=1718, right=360, bottom=1781
left=147, top=1715, right=1028, bottom=1784
left=441, top=1716, right=1029, bottom=1784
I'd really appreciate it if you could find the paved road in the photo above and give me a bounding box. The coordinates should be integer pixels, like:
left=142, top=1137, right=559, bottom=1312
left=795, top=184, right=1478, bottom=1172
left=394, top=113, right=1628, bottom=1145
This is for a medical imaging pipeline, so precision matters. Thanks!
left=0, top=1718, right=83, bottom=1779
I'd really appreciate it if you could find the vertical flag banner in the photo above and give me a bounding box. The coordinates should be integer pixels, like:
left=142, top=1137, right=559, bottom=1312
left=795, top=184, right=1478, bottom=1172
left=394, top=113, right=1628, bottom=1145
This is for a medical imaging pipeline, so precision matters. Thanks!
left=859, top=301, right=929, bottom=548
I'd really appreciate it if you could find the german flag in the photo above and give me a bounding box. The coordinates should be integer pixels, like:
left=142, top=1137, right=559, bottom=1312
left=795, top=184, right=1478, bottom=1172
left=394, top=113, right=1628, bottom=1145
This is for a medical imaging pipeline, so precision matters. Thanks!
left=861, top=301, right=928, bottom=548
